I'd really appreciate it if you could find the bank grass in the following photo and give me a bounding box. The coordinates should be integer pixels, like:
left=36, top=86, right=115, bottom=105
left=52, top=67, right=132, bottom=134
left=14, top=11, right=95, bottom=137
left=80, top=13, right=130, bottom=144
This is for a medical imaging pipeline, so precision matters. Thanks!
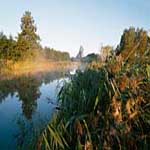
left=38, top=49, right=150, bottom=149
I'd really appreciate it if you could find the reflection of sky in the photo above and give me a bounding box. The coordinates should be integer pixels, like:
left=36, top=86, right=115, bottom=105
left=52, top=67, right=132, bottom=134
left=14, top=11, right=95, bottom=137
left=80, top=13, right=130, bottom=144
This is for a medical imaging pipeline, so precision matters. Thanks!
left=0, top=77, right=66, bottom=149
left=0, top=94, right=21, bottom=149
left=36, top=79, right=60, bottom=119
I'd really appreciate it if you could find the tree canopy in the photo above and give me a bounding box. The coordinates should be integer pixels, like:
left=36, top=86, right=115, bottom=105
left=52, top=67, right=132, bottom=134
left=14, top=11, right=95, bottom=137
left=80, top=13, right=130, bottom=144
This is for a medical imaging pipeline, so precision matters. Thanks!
left=0, top=11, right=70, bottom=62
left=16, top=11, right=40, bottom=60
left=116, top=27, right=149, bottom=62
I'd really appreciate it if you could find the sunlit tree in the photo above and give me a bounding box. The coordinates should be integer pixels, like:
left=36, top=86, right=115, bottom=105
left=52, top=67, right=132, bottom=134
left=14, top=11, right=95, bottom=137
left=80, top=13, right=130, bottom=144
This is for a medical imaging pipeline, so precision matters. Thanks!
left=16, top=11, right=40, bottom=60
left=116, top=27, right=148, bottom=62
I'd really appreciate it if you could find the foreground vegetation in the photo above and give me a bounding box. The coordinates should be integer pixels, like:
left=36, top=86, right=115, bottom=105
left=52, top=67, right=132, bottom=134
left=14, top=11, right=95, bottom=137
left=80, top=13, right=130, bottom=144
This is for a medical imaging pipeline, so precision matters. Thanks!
left=39, top=27, right=150, bottom=150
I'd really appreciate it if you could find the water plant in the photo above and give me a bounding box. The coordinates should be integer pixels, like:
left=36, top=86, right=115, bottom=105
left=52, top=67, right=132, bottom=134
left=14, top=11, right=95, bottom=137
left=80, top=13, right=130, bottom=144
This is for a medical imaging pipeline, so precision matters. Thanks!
left=39, top=29, right=150, bottom=150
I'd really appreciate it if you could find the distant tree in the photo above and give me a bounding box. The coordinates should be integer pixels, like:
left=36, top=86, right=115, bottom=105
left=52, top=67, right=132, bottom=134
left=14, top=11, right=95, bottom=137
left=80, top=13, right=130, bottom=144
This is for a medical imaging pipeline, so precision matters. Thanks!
left=0, top=32, right=8, bottom=59
left=0, top=32, right=16, bottom=61
left=101, top=45, right=113, bottom=62
left=16, top=11, right=40, bottom=60
left=76, top=45, right=84, bottom=60
left=44, top=47, right=70, bottom=61
left=82, top=53, right=99, bottom=63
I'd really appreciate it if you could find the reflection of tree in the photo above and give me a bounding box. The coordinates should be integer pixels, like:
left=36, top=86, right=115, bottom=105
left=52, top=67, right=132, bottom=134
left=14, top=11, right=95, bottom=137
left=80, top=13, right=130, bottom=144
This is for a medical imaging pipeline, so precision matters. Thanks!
left=0, top=79, right=16, bottom=103
left=15, top=117, right=41, bottom=150
left=16, top=76, right=41, bottom=120
left=42, top=71, right=69, bottom=85
left=0, top=70, right=69, bottom=119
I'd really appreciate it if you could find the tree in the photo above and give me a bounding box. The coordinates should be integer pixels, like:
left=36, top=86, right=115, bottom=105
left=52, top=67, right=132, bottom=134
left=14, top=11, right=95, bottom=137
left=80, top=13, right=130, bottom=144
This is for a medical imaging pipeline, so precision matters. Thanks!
left=101, top=45, right=113, bottom=62
left=76, top=45, right=84, bottom=60
left=116, top=27, right=148, bottom=62
left=0, top=32, right=16, bottom=61
left=16, top=11, right=40, bottom=60
left=82, top=53, right=99, bottom=63
left=0, top=32, right=8, bottom=59
left=44, top=47, right=70, bottom=61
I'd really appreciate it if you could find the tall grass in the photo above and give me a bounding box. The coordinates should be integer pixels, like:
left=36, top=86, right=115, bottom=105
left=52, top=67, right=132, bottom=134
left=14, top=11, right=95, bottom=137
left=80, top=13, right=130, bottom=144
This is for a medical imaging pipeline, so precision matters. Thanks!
left=39, top=48, right=150, bottom=149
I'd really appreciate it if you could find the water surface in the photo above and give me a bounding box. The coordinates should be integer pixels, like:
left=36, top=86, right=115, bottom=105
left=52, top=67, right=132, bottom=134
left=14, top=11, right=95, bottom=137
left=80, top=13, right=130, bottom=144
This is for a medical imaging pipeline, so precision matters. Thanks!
left=0, top=70, right=72, bottom=150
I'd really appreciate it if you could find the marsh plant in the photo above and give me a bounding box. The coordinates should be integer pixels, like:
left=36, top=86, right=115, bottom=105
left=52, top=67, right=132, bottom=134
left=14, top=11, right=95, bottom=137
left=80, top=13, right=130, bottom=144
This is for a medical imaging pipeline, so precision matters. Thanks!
left=39, top=28, right=150, bottom=150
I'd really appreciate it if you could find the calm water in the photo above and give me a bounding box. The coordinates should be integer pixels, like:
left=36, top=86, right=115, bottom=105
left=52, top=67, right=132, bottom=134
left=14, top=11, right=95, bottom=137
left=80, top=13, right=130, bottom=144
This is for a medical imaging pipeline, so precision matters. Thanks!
left=0, top=70, right=73, bottom=150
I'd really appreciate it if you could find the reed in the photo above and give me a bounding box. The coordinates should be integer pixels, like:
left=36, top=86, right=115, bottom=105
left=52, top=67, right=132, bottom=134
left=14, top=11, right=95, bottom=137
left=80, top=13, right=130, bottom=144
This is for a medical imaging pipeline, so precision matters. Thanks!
left=39, top=48, right=150, bottom=150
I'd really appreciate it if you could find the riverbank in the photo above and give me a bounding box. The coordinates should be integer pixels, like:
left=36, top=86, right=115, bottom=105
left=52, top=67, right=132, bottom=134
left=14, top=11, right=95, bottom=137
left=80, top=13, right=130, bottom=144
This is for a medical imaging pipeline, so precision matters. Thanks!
left=0, top=60, right=80, bottom=80
left=39, top=52, right=150, bottom=149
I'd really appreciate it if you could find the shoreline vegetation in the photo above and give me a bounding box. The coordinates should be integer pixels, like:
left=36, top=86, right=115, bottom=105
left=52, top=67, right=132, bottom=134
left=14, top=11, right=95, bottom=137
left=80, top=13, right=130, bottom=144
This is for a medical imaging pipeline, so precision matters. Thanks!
left=38, top=28, right=150, bottom=149
left=0, top=60, right=80, bottom=80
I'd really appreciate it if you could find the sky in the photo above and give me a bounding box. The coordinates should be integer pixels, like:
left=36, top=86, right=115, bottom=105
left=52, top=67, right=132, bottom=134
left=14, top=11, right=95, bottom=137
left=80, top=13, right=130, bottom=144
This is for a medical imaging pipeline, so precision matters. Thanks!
left=0, top=0, right=150, bottom=56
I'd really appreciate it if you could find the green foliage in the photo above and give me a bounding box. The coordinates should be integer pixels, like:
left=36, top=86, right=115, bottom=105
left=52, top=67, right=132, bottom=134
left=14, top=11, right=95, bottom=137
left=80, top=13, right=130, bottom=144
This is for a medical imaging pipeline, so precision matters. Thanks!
left=40, top=27, right=150, bottom=150
left=44, top=47, right=70, bottom=61
left=82, top=53, right=99, bottom=63
left=116, top=27, right=148, bottom=62
left=0, top=32, right=17, bottom=60
left=16, top=11, right=41, bottom=60
left=0, top=11, right=70, bottom=63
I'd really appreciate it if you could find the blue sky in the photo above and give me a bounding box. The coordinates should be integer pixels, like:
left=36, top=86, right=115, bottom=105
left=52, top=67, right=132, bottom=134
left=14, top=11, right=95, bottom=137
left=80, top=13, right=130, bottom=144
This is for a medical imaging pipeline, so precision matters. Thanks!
left=0, top=0, right=149, bottom=56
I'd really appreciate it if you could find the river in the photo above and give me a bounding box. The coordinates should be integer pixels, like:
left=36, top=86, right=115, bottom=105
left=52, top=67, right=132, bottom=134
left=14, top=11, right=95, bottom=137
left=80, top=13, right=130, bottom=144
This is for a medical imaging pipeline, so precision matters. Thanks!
left=0, top=69, right=76, bottom=150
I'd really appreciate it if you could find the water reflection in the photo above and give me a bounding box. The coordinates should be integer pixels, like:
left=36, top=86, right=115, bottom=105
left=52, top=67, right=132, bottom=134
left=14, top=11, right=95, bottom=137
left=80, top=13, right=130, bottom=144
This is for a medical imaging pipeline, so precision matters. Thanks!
left=17, top=76, right=41, bottom=120
left=0, top=68, right=78, bottom=149
left=0, top=70, right=68, bottom=120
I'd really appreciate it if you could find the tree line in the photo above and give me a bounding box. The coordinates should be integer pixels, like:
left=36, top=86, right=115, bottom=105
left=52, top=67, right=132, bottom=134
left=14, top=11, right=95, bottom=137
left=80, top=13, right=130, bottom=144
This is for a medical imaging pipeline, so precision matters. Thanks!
left=0, top=11, right=149, bottom=64
left=75, top=27, right=150, bottom=63
left=99, top=27, right=150, bottom=64
left=0, top=11, right=70, bottom=62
